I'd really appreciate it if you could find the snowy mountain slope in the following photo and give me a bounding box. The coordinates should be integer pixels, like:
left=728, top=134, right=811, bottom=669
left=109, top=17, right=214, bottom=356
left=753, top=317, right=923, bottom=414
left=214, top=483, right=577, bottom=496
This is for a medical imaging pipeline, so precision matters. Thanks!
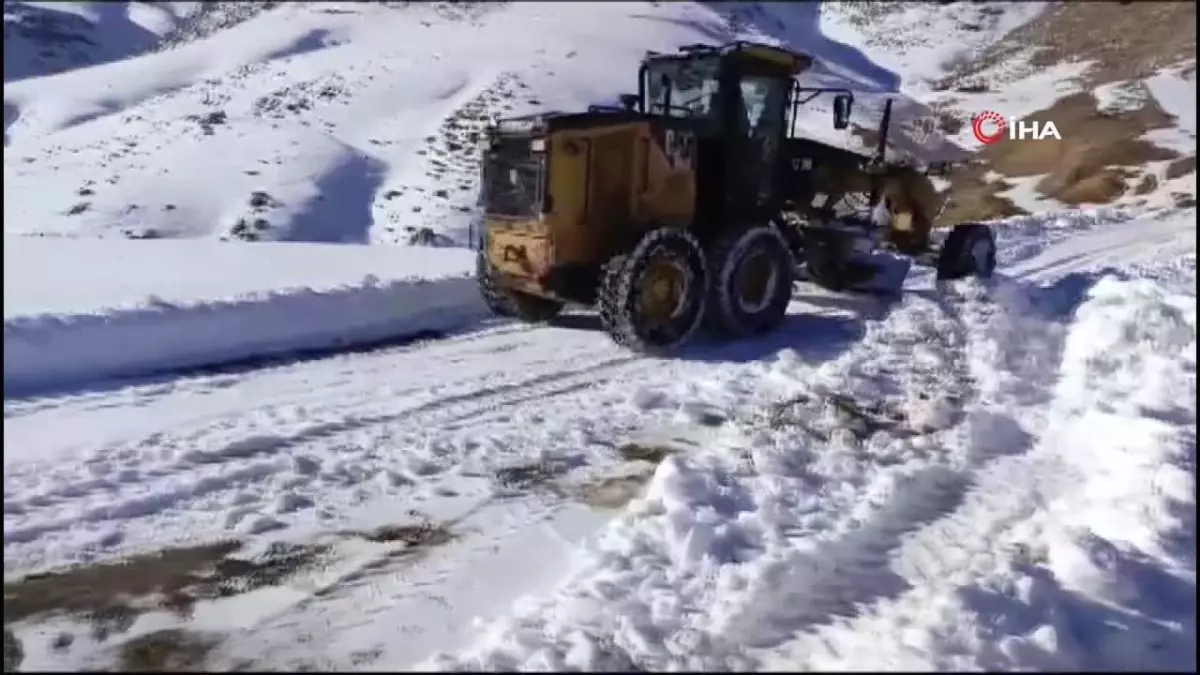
left=3, top=1, right=202, bottom=83
left=911, top=1, right=1197, bottom=220
left=4, top=1, right=1038, bottom=245
left=792, top=2, right=1196, bottom=222
left=4, top=206, right=1194, bottom=672
left=6, top=2, right=1192, bottom=244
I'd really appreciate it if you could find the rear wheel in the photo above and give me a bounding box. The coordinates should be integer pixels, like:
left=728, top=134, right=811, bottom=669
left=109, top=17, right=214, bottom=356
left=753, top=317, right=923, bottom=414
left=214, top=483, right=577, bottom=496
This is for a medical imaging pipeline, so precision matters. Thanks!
left=598, top=228, right=708, bottom=353
left=706, top=226, right=795, bottom=337
left=475, top=251, right=564, bottom=322
left=936, top=223, right=996, bottom=281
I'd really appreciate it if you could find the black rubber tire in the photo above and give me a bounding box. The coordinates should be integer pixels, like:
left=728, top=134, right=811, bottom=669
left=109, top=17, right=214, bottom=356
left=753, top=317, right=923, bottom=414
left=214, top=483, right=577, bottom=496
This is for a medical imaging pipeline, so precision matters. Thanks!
left=936, top=222, right=997, bottom=281
left=598, top=228, right=708, bottom=353
left=475, top=250, right=564, bottom=322
left=706, top=226, right=796, bottom=338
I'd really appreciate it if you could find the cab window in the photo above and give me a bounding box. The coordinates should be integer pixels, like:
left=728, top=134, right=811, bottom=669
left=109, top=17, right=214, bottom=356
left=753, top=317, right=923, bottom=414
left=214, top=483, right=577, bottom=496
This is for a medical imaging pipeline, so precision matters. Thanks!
left=644, top=56, right=721, bottom=127
left=736, top=75, right=789, bottom=139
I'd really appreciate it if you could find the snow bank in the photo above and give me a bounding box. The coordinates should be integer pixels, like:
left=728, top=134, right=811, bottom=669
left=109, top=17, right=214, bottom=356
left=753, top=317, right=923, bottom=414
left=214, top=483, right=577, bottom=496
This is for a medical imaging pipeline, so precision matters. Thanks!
left=3, top=237, right=482, bottom=394
left=749, top=272, right=1195, bottom=672
left=1026, top=276, right=1196, bottom=669
left=936, top=274, right=1198, bottom=672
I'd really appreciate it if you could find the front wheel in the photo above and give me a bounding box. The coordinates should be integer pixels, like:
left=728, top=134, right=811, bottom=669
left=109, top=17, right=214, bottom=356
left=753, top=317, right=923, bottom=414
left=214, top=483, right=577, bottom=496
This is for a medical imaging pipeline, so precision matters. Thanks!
left=598, top=228, right=708, bottom=353
left=936, top=222, right=996, bottom=281
left=706, top=226, right=796, bottom=338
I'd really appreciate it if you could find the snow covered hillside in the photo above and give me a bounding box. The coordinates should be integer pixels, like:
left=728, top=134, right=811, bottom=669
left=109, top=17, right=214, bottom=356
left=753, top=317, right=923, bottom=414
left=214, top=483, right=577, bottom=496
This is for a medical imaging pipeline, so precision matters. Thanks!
left=3, top=1, right=890, bottom=244
left=0, top=1, right=1052, bottom=244
left=4, top=1, right=198, bottom=83
left=832, top=1, right=1197, bottom=221
left=5, top=2, right=1193, bottom=243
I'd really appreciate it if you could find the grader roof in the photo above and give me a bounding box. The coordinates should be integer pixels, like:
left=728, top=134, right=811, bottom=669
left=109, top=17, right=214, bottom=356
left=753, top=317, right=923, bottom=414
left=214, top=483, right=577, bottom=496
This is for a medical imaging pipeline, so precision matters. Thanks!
left=642, top=40, right=814, bottom=75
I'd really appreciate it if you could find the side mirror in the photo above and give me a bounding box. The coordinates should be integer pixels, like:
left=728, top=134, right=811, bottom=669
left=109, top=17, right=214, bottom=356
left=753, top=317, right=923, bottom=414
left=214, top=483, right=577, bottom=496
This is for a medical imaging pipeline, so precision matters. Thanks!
left=618, top=93, right=640, bottom=112
left=832, top=93, right=853, bottom=130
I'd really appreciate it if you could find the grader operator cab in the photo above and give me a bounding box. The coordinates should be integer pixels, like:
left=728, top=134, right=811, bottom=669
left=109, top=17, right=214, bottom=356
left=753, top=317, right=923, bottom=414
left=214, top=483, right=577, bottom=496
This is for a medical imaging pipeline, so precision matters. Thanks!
left=475, top=41, right=996, bottom=353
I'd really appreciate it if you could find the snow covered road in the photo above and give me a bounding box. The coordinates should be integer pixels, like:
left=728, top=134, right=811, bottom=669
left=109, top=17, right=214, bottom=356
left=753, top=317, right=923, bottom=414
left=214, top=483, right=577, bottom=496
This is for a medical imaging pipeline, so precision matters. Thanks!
left=4, top=208, right=1195, bottom=671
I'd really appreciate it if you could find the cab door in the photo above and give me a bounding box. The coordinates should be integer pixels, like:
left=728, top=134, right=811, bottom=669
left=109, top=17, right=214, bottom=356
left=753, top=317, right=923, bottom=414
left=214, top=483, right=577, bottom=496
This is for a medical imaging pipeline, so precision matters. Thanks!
left=727, top=73, right=792, bottom=217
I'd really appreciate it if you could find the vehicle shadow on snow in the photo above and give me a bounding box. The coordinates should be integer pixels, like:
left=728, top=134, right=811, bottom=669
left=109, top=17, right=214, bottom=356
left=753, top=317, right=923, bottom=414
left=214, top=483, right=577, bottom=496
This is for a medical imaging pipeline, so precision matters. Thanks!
left=683, top=311, right=866, bottom=364
left=725, top=464, right=974, bottom=651
left=959, top=555, right=1197, bottom=672
left=551, top=288, right=891, bottom=365
left=3, top=328, right=449, bottom=404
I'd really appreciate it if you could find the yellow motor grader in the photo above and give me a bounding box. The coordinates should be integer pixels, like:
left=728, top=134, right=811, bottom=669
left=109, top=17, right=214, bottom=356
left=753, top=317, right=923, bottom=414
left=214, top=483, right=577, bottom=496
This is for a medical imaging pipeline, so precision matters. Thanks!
left=473, top=41, right=996, bottom=353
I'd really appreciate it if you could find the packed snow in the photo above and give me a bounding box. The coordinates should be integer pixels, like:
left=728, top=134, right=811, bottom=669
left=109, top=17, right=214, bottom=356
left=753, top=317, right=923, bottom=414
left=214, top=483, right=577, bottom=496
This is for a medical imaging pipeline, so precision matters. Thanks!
left=3, top=1, right=1196, bottom=673
left=5, top=206, right=1195, bottom=671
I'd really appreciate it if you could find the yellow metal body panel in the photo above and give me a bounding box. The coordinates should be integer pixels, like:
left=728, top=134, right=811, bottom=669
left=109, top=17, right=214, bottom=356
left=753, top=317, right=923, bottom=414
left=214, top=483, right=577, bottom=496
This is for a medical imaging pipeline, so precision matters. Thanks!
left=487, top=225, right=552, bottom=292
left=785, top=158, right=943, bottom=254
left=485, top=120, right=699, bottom=293
left=738, top=44, right=810, bottom=73
left=636, top=125, right=696, bottom=228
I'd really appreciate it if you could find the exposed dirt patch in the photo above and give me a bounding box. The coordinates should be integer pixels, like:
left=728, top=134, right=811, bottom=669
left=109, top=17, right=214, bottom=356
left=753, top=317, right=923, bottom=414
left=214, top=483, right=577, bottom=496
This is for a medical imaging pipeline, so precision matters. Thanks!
left=991, top=93, right=1177, bottom=183
left=577, top=470, right=657, bottom=511
left=936, top=171, right=1024, bottom=226
left=293, top=520, right=459, bottom=605
left=946, top=2, right=1196, bottom=88
left=1172, top=192, right=1197, bottom=208
left=349, top=521, right=455, bottom=549
left=4, top=539, right=330, bottom=639
left=766, top=391, right=914, bottom=441
left=1166, top=155, right=1197, bottom=180
left=939, top=91, right=1183, bottom=223
left=617, top=442, right=677, bottom=464
left=573, top=442, right=683, bottom=511
left=5, top=541, right=236, bottom=628
left=834, top=1, right=909, bottom=29
left=1135, top=173, right=1161, bottom=196
left=934, top=108, right=966, bottom=137
left=117, top=629, right=219, bottom=673
left=493, top=460, right=571, bottom=493
left=4, top=522, right=469, bottom=670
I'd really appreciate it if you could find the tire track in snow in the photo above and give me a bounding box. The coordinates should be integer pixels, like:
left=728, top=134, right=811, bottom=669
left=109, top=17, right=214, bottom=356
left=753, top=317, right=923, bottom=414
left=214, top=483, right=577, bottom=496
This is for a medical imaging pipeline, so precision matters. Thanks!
left=2, top=324, right=643, bottom=563
left=428, top=283, right=985, bottom=671
left=433, top=276, right=1077, bottom=671
left=2, top=317, right=541, bottom=420
left=214, top=494, right=593, bottom=671
left=755, top=275, right=1104, bottom=670
left=4, top=354, right=637, bottom=540
left=698, top=282, right=988, bottom=657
